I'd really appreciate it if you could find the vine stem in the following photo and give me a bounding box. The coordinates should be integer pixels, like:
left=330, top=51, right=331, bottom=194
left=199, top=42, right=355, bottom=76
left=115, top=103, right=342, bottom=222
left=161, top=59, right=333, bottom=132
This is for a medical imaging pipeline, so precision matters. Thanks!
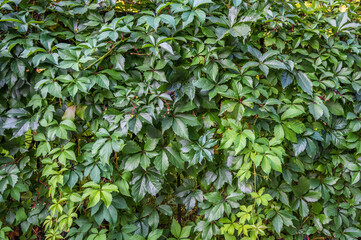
left=32, top=184, right=43, bottom=208
left=254, top=162, right=257, bottom=192
left=177, top=173, right=182, bottom=227
left=303, top=215, right=311, bottom=224
left=130, top=100, right=137, bottom=115
left=253, top=161, right=257, bottom=208
left=74, top=202, right=83, bottom=213
left=83, top=37, right=129, bottom=71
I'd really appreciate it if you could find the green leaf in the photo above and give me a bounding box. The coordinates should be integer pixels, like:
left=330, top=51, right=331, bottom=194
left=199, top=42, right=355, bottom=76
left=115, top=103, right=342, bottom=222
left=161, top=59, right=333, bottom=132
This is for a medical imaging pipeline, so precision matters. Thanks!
left=259, top=64, right=269, bottom=76
left=282, top=124, right=297, bottom=143
left=261, top=158, right=271, bottom=175
left=205, top=192, right=222, bottom=203
left=88, top=191, right=101, bottom=208
left=60, top=120, right=77, bottom=131
left=300, top=199, right=309, bottom=218
left=273, top=215, right=283, bottom=235
left=93, top=74, right=109, bottom=89
left=130, top=235, right=145, bottom=240
left=154, top=151, right=169, bottom=174
left=144, top=138, right=159, bottom=152
left=281, top=106, right=304, bottom=120
left=113, top=54, right=125, bottom=71
left=247, top=45, right=262, bottom=60
left=242, top=129, right=255, bottom=143
left=194, top=78, right=215, bottom=91
left=148, top=229, right=163, bottom=240
left=303, top=191, right=321, bottom=202
left=274, top=124, right=284, bottom=140
left=292, top=176, right=310, bottom=197
left=180, top=226, right=192, bottom=238
left=220, top=100, right=237, bottom=114
left=344, top=227, right=361, bottom=238
left=266, top=155, right=282, bottom=173
left=172, top=118, right=189, bottom=139
left=293, top=138, right=307, bottom=156
left=99, top=141, right=113, bottom=165
left=15, top=208, right=27, bottom=222
left=193, top=0, right=213, bottom=8
left=234, top=134, right=246, bottom=154
left=296, top=72, right=313, bottom=96
left=158, top=205, right=173, bottom=216
left=309, top=39, right=319, bottom=50
left=351, top=172, right=361, bottom=185
left=48, top=82, right=62, bottom=98
left=285, top=120, right=305, bottom=134
left=11, top=59, right=26, bottom=78
left=117, top=179, right=131, bottom=197
left=281, top=71, right=294, bottom=88
left=101, top=191, right=113, bottom=208
left=123, top=141, right=142, bottom=154
left=326, top=101, right=344, bottom=116
left=131, top=168, right=162, bottom=202
left=206, top=203, right=224, bottom=221
left=264, top=60, right=287, bottom=70
left=171, top=218, right=181, bottom=238
left=90, top=165, right=101, bottom=183
left=62, top=105, right=76, bottom=121
left=165, top=147, right=184, bottom=170
left=102, top=183, right=118, bottom=192
left=125, top=154, right=141, bottom=171
left=231, top=24, right=251, bottom=41
left=218, top=59, right=239, bottom=72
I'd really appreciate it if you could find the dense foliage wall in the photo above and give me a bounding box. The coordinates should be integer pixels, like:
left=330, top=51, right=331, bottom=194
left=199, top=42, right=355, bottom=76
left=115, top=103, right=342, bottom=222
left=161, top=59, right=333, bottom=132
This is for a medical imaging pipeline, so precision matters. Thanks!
left=1, top=0, right=361, bottom=239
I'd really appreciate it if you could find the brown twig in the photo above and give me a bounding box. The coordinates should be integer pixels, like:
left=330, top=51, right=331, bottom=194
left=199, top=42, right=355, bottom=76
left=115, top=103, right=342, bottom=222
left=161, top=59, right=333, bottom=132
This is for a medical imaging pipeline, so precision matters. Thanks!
left=131, top=45, right=152, bottom=56
left=162, top=99, right=170, bottom=117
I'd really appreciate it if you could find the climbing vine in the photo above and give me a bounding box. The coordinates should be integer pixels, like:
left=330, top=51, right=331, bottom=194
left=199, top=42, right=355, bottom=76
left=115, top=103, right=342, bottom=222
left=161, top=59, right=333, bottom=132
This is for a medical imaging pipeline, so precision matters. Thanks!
left=1, top=0, right=361, bottom=240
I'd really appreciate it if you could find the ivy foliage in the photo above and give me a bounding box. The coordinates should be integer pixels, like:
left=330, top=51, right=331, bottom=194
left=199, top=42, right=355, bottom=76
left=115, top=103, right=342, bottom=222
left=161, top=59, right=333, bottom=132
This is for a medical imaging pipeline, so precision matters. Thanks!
left=1, top=0, right=361, bottom=239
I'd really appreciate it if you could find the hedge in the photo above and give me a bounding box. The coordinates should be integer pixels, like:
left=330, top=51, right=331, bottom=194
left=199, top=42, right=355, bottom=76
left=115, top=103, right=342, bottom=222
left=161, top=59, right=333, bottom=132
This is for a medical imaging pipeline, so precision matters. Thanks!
left=1, top=0, right=361, bottom=239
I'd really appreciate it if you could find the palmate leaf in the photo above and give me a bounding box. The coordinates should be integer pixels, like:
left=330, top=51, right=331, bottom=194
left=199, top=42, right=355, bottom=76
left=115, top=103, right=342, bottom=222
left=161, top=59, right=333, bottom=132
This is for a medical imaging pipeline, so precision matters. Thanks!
left=3, top=111, right=40, bottom=139
left=205, top=202, right=224, bottom=221
left=195, top=221, right=220, bottom=240
left=165, top=146, right=184, bottom=170
left=205, top=167, right=232, bottom=189
left=171, top=114, right=200, bottom=140
left=130, top=168, right=163, bottom=202
left=176, top=179, right=203, bottom=211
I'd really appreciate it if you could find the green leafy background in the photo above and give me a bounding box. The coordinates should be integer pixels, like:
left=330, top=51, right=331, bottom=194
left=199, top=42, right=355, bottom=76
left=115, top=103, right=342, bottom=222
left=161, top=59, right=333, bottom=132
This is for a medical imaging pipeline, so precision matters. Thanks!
left=1, top=0, right=361, bottom=239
